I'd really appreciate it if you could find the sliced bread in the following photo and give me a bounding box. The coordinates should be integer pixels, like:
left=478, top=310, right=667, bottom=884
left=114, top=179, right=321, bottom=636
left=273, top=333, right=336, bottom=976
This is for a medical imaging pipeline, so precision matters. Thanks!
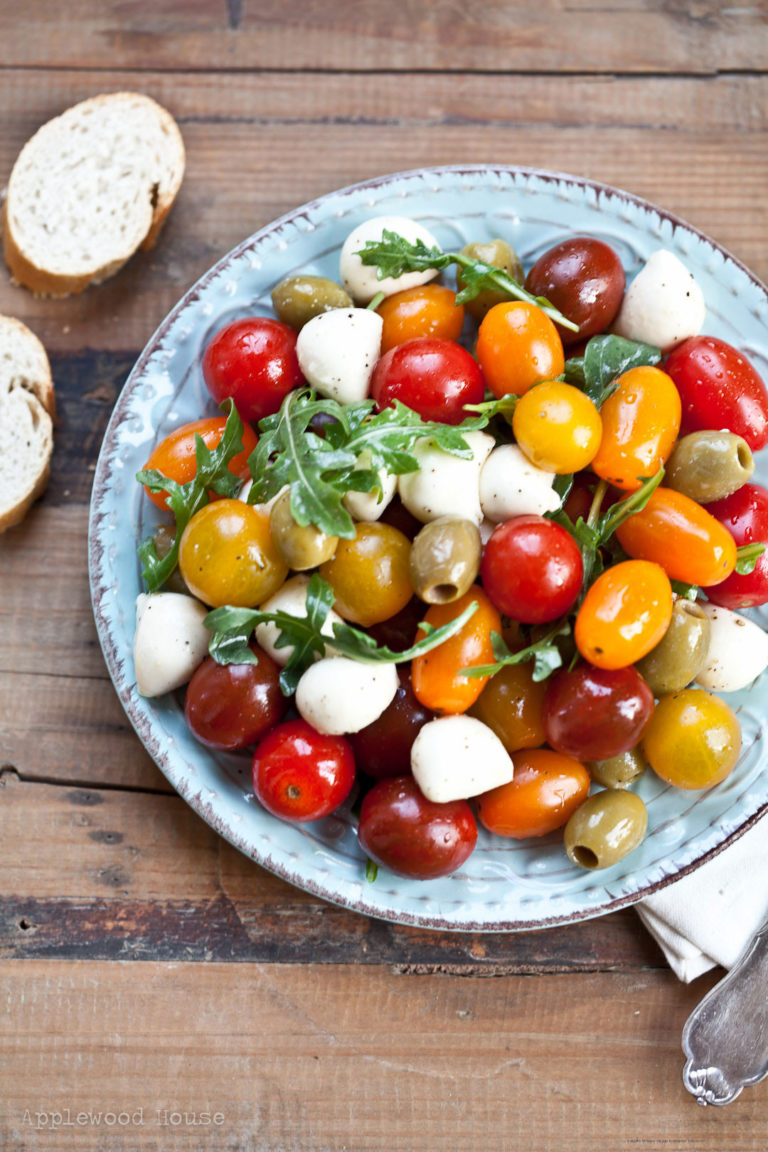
left=0, top=316, right=54, bottom=533
left=2, top=92, right=185, bottom=297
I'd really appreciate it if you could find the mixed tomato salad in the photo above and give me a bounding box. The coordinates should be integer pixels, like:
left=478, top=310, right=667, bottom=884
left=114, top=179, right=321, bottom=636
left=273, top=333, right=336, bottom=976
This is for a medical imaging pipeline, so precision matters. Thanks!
left=132, top=214, right=768, bottom=883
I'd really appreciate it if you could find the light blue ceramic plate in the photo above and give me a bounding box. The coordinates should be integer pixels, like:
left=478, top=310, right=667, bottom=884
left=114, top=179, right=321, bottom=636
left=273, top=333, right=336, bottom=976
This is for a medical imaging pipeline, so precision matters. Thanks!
left=89, top=165, right=768, bottom=930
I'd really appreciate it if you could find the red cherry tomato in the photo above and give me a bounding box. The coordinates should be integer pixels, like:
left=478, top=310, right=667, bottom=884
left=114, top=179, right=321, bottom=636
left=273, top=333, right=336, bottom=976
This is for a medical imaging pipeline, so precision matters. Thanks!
left=476, top=749, right=591, bottom=839
left=480, top=516, right=583, bottom=624
left=184, top=646, right=286, bottom=750
left=543, top=663, right=655, bottom=761
left=523, top=237, right=625, bottom=347
left=348, top=666, right=433, bottom=780
left=251, top=718, right=355, bottom=822
left=202, top=317, right=304, bottom=423
left=143, top=415, right=258, bottom=510
left=663, top=335, right=768, bottom=451
left=706, top=483, right=768, bottom=608
left=357, top=776, right=477, bottom=879
left=370, top=336, right=486, bottom=425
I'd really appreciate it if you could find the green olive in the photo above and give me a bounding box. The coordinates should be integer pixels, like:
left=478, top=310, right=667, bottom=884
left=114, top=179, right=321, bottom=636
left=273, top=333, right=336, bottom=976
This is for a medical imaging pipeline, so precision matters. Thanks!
left=409, top=516, right=482, bottom=603
left=457, top=239, right=524, bottom=322
left=271, top=275, right=353, bottom=331
left=635, top=599, right=711, bottom=696
left=564, top=789, right=648, bottom=870
left=665, top=430, right=754, bottom=504
left=588, top=747, right=648, bottom=790
left=269, top=488, right=339, bottom=570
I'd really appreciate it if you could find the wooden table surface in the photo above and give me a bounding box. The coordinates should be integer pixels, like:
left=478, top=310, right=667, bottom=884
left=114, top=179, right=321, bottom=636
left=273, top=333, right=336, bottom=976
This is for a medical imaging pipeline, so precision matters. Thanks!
left=2, top=3, right=768, bottom=1149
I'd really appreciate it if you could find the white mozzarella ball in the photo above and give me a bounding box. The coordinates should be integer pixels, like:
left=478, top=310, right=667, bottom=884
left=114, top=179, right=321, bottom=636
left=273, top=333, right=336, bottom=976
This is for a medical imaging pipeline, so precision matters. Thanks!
left=343, top=450, right=398, bottom=521
left=397, top=430, right=495, bottom=525
left=297, top=307, right=382, bottom=404
left=411, top=715, right=515, bottom=803
left=339, top=215, right=441, bottom=304
left=695, top=603, right=768, bottom=692
left=613, top=249, right=706, bottom=352
left=134, top=592, right=210, bottom=697
left=255, top=575, right=343, bottom=666
left=479, top=443, right=561, bottom=522
left=295, top=657, right=399, bottom=735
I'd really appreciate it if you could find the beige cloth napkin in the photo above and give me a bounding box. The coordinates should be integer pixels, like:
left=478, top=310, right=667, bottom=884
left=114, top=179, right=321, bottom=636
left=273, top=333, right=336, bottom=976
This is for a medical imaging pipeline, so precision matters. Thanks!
left=636, top=816, right=768, bottom=982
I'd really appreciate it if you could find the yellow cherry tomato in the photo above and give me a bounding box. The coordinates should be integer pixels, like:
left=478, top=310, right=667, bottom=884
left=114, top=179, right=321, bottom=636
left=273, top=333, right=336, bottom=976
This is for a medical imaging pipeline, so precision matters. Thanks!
left=319, top=522, right=412, bottom=627
left=642, top=689, right=741, bottom=789
left=574, top=559, right=673, bottom=670
left=591, top=365, right=681, bottom=491
left=512, top=380, right=603, bottom=473
left=178, top=499, right=289, bottom=607
left=476, top=301, right=565, bottom=398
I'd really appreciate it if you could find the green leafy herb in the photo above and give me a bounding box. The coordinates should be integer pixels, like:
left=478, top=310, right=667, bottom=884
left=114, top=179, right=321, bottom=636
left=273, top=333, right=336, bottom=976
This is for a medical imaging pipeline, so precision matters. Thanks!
left=464, top=621, right=572, bottom=682
left=365, top=859, right=379, bottom=883
left=205, top=573, right=480, bottom=695
left=356, top=229, right=579, bottom=332
left=247, top=387, right=488, bottom=539
left=563, top=334, right=662, bottom=407
left=136, top=400, right=246, bottom=592
left=735, top=542, right=766, bottom=575
left=670, top=579, right=700, bottom=600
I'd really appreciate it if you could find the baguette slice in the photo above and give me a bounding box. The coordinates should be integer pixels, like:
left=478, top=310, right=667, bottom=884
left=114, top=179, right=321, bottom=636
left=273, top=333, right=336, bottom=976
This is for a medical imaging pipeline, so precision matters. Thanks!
left=2, top=92, right=185, bottom=297
left=0, top=315, right=54, bottom=533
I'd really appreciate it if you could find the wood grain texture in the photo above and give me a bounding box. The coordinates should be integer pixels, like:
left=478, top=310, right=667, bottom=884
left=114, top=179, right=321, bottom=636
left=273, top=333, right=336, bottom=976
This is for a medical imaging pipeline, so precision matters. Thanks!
left=1, top=0, right=766, bottom=73
left=4, top=959, right=767, bottom=1152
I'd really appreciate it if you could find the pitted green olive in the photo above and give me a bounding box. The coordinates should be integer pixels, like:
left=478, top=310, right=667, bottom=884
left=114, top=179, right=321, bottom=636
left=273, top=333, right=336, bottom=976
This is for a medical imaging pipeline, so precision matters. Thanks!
left=457, top=239, right=524, bottom=322
left=269, top=488, right=339, bottom=570
left=271, top=275, right=353, bottom=331
left=588, top=747, right=647, bottom=790
left=564, top=789, right=648, bottom=870
left=409, top=516, right=482, bottom=604
left=635, top=599, right=711, bottom=695
left=665, top=430, right=754, bottom=504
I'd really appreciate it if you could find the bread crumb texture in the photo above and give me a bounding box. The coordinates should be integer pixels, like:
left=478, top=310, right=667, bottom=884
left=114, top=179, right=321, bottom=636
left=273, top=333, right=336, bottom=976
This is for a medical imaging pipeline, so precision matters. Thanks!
left=2, top=92, right=185, bottom=296
left=0, top=316, right=54, bottom=532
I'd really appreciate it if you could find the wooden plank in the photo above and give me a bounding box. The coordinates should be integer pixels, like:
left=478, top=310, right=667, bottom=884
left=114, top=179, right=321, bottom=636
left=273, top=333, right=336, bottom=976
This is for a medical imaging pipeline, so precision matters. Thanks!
left=0, top=1, right=766, bottom=73
left=0, top=776, right=665, bottom=970
left=2, top=959, right=764, bottom=1152
left=0, top=72, right=766, bottom=357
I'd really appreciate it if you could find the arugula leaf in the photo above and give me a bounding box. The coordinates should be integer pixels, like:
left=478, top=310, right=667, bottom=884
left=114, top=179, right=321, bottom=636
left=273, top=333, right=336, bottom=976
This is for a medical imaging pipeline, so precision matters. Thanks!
left=204, top=574, right=480, bottom=696
left=356, top=229, right=579, bottom=332
left=563, top=334, right=662, bottom=407
left=464, top=621, right=571, bottom=682
left=735, top=542, right=766, bottom=575
left=247, top=387, right=489, bottom=539
left=671, top=579, right=700, bottom=600
left=136, top=400, right=246, bottom=592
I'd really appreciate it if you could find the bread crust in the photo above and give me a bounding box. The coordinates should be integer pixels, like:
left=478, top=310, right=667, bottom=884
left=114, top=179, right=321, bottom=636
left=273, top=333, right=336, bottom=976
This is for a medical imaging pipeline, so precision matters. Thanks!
left=2, top=91, right=185, bottom=297
left=0, top=316, right=55, bottom=533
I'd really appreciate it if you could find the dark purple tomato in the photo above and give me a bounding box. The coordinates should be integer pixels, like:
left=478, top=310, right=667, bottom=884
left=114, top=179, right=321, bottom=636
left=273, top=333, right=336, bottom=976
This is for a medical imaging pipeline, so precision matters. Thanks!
left=349, top=667, right=433, bottom=780
left=664, top=336, right=768, bottom=452
left=542, top=663, right=655, bottom=761
left=185, top=647, right=286, bottom=750
left=357, top=776, right=477, bottom=880
left=202, top=316, right=303, bottom=423
left=524, top=237, right=625, bottom=347
left=480, top=515, right=583, bottom=624
left=370, top=337, right=486, bottom=425
left=366, top=596, right=427, bottom=653
left=252, top=718, right=356, bottom=822
left=705, top=482, right=768, bottom=608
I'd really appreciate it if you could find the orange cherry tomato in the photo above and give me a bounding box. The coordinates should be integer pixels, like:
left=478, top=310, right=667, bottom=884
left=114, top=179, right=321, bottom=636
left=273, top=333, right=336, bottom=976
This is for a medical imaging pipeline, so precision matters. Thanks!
left=591, top=365, right=681, bottom=491
left=475, top=301, right=565, bottom=398
left=476, top=748, right=590, bottom=839
left=376, top=284, right=465, bottom=353
left=411, top=586, right=502, bottom=715
left=512, top=379, right=603, bottom=473
left=143, top=416, right=258, bottom=510
left=574, top=559, right=673, bottom=670
left=615, top=487, right=738, bottom=587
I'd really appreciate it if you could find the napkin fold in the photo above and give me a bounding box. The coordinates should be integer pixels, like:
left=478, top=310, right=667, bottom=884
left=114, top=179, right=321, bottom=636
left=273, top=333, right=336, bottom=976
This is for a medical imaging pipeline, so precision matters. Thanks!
left=636, top=816, right=768, bottom=982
